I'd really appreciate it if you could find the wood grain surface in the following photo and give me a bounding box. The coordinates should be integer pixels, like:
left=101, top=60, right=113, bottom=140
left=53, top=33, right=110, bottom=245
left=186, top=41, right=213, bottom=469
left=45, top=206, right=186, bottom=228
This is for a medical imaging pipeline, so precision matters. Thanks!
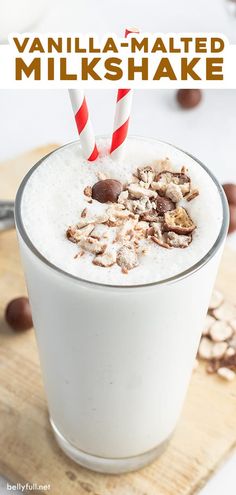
left=0, top=146, right=236, bottom=495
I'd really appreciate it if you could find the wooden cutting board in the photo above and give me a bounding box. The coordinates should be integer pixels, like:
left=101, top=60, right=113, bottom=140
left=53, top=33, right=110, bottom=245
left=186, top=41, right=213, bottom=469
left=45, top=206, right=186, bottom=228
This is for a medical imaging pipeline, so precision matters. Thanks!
left=0, top=145, right=236, bottom=495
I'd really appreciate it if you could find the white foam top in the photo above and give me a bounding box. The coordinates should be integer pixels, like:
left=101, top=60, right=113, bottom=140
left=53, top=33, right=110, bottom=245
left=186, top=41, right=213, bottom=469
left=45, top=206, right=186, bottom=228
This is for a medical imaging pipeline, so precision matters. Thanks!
left=21, top=137, right=223, bottom=286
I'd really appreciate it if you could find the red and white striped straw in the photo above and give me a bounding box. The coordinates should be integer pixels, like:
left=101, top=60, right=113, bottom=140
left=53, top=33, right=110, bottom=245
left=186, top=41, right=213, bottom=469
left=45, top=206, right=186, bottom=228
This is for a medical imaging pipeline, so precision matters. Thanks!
left=110, top=27, right=139, bottom=161
left=69, top=90, right=98, bottom=161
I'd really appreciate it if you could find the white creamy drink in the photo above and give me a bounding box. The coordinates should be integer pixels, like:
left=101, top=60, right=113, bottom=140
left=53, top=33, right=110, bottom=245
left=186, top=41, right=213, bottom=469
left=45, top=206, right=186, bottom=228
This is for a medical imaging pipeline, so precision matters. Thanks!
left=22, top=138, right=222, bottom=285
left=16, top=137, right=228, bottom=473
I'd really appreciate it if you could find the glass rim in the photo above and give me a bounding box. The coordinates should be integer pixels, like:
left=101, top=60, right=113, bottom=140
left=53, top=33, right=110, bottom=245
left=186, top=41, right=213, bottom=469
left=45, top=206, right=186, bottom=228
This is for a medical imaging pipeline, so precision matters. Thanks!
left=15, top=136, right=229, bottom=290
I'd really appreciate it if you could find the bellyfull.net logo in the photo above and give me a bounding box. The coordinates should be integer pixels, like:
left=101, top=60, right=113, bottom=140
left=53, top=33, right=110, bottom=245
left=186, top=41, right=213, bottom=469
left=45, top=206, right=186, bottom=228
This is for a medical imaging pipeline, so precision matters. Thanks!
left=6, top=482, right=51, bottom=492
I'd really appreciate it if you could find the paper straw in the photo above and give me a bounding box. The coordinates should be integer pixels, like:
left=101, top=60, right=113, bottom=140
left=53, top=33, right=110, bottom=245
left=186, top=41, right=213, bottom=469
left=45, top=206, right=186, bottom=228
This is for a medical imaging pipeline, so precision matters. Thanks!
left=69, top=90, right=98, bottom=161
left=110, top=27, right=139, bottom=161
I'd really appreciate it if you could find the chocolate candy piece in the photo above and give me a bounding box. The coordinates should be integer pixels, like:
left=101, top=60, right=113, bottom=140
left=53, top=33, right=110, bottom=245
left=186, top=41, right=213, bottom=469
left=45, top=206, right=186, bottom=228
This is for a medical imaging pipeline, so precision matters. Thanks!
left=164, top=207, right=196, bottom=234
left=5, top=297, right=33, bottom=331
left=176, top=89, right=202, bottom=109
left=156, top=195, right=175, bottom=215
left=229, top=204, right=236, bottom=233
left=223, top=183, right=236, bottom=206
left=155, top=171, right=190, bottom=197
left=92, top=179, right=122, bottom=203
left=166, top=231, right=192, bottom=248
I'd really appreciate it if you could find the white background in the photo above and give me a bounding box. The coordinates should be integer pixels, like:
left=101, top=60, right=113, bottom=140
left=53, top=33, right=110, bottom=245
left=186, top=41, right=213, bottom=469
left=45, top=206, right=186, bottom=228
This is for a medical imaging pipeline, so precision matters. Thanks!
left=0, top=0, right=236, bottom=493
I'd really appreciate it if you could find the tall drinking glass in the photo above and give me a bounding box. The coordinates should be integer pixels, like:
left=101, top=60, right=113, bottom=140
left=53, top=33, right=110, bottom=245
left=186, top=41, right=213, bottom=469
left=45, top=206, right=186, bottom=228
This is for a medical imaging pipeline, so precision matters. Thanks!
left=15, top=138, right=229, bottom=473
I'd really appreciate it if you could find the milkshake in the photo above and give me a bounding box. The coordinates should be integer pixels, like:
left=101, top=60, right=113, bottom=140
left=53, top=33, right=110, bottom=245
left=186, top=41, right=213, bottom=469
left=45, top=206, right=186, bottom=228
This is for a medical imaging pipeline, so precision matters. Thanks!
left=15, top=137, right=228, bottom=473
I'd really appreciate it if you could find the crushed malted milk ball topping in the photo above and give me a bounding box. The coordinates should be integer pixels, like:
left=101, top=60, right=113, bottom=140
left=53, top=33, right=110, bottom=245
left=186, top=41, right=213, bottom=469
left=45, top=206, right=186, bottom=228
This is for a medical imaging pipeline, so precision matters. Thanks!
left=66, top=159, right=199, bottom=274
left=93, top=250, right=116, bottom=267
left=116, top=244, right=138, bottom=273
left=165, top=183, right=183, bottom=202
